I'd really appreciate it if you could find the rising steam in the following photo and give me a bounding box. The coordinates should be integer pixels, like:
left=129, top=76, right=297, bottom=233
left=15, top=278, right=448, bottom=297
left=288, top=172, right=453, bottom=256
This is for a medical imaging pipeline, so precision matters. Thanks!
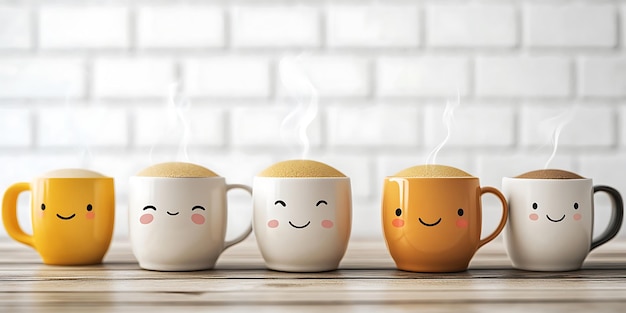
left=543, top=108, right=576, bottom=169
left=62, top=83, right=92, bottom=167
left=148, top=82, right=191, bottom=163
left=426, top=92, right=461, bottom=165
left=170, top=82, right=191, bottom=162
left=278, top=54, right=318, bottom=159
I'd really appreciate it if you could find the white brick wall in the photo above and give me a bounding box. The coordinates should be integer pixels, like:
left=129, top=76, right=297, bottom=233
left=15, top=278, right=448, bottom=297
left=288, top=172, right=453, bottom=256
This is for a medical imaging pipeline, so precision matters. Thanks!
left=183, top=57, right=270, bottom=98
left=136, top=6, right=224, bottom=49
left=476, top=56, right=571, bottom=98
left=525, top=4, right=616, bottom=48
left=231, top=106, right=322, bottom=149
left=579, top=57, right=626, bottom=97
left=377, top=56, right=469, bottom=97
left=277, top=55, right=370, bottom=98
left=37, top=107, right=128, bottom=148
left=326, top=106, right=419, bottom=147
left=327, top=5, right=420, bottom=48
left=39, top=7, right=129, bottom=49
left=427, top=4, right=517, bottom=47
left=0, top=58, right=84, bottom=99
left=0, top=108, right=31, bottom=147
left=519, top=105, right=615, bottom=147
left=423, top=104, right=515, bottom=147
left=231, top=6, right=320, bottom=48
left=0, top=6, right=30, bottom=49
left=92, top=58, right=175, bottom=98
left=0, top=0, right=625, bottom=240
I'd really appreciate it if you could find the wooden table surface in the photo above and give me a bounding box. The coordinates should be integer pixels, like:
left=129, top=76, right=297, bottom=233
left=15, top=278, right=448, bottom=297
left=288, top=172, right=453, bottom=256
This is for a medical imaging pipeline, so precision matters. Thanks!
left=1, top=237, right=625, bottom=312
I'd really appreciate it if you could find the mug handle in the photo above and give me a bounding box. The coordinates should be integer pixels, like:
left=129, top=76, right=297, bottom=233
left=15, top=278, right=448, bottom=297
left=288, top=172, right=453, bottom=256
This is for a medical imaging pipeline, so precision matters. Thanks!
left=223, top=184, right=253, bottom=250
left=478, top=186, right=509, bottom=249
left=2, top=182, right=34, bottom=247
left=590, top=185, right=624, bottom=251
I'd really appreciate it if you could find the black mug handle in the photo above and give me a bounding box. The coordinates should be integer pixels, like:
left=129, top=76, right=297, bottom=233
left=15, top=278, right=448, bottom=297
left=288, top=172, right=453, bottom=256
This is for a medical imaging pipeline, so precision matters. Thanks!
left=590, top=185, right=624, bottom=250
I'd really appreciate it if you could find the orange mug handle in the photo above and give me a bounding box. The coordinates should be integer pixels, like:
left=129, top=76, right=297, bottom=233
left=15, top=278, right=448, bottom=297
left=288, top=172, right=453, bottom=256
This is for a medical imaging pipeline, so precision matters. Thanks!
left=478, top=186, right=509, bottom=249
left=2, top=182, right=34, bottom=247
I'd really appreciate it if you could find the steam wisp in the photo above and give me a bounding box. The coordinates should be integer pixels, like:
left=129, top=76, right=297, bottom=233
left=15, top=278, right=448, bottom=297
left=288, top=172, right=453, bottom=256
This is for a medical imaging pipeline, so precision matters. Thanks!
left=543, top=109, right=576, bottom=169
left=148, top=82, right=191, bottom=163
left=278, top=55, right=318, bottom=159
left=426, top=92, right=460, bottom=165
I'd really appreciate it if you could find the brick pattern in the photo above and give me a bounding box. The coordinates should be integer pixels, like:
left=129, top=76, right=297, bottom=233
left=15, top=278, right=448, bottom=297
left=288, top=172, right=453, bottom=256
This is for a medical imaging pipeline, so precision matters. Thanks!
left=0, top=1, right=624, bottom=239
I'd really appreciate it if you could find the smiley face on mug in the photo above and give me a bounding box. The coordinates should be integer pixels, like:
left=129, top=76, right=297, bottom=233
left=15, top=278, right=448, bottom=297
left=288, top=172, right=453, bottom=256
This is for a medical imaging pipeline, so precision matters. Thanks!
left=138, top=204, right=207, bottom=226
left=383, top=178, right=478, bottom=250
left=526, top=200, right=584, bottom=223
left=38, top=202, right=96, bottom=221
left=265, top=198, right=335, bottom=231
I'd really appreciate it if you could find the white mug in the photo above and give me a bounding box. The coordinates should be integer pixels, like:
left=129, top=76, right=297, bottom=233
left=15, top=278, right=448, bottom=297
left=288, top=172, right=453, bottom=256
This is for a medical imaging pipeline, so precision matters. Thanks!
left=502, top=177, right=623, bottom=271
left=129, top=176, right=252, bottom=271
left=253, top=177, right=352, bottom=272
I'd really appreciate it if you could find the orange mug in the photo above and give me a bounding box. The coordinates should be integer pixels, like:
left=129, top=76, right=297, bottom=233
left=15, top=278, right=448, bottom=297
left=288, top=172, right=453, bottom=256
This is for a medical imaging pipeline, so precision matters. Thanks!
left=382, top=166, right=508, bottom=272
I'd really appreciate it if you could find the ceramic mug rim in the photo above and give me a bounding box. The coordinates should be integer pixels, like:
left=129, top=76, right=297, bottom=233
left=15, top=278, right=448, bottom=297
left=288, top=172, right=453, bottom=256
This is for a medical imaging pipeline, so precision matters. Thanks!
left=34, top=176, right=113, bottom=180
left=254, top=177, right=350, bottom=181
left=385, top=176, right=478, bottom=180
left=503, top=177, right=591, bottom=183
left=130, top=176, right=225, bottom=181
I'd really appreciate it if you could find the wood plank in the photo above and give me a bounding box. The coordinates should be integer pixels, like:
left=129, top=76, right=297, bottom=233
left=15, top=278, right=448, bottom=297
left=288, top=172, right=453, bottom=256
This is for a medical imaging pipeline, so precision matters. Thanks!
left=0, top=238, right=625, bottom=311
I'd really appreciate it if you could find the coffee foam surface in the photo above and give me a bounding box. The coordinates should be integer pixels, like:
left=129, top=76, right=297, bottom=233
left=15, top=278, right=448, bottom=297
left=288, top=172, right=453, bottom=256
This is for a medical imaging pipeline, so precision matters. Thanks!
left=392, top=164, right=472, bottom=177
left=258, top=159, right=346, bottom=178
left=137, top=162, right=218, bottom=178
left=41, top=168, right=107, bottom=178
left=515, top=169, right=584, bottom=179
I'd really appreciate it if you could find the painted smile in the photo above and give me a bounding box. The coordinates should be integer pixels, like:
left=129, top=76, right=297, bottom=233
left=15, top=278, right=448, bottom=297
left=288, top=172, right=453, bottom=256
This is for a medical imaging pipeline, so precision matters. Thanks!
left=288, top=221, right=311, bottom=229
left=56, top=213, right=76, bottom=220
left=419, top=217, right=442, bottom=227
left=167, top=211, right=179, bottom=216
left=546, top=214, right=565, bottom=223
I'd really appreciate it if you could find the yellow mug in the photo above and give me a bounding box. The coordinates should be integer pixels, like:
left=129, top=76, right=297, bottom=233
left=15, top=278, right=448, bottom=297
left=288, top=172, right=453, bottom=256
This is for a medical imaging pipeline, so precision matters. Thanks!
left=382, top=165, right=508, bottom=272
left=2, top=169, right=115, bottom=265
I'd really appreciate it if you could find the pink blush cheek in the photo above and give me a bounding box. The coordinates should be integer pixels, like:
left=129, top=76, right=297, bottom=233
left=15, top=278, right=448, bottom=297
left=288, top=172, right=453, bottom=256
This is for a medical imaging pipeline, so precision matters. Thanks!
left=267, top=219, right=279, bottom=228
left=321, top=220, right=334, bottom=228
left=392, top=218, right=404, bottom=228
left=140, top=214, right=154, bottom=225
left=456, top=219, right=468, bottom=228
left=85, top=212, right=95, bottom=220
left=529, top=213, right=539, bottom=221
left=191, top=214, right=205, bottom=225
left=573, top=213, right=582, bottom=221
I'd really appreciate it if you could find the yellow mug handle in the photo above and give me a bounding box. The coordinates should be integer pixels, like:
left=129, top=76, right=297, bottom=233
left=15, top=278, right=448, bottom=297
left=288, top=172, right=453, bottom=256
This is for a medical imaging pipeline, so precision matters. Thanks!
left=478, top=186, right=509, bottom=249
left=2, top=182, right=34, bottom=247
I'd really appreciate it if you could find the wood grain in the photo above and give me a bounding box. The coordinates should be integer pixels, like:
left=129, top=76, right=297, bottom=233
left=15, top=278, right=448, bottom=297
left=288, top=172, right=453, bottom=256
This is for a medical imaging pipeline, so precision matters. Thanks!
left=0, top=237, right=625, bottom=312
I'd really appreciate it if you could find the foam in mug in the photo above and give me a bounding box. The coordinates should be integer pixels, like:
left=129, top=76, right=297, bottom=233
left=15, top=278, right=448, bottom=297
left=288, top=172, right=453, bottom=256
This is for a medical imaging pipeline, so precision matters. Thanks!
left=392, top=164, right=472, bottom=177
left=137, top=162, right=219, bottom=178
left=41, top=168, right=107, bottom=178
left=515, top=169, right=584, bottom=179
left=258, top=159, right=346, bottom=177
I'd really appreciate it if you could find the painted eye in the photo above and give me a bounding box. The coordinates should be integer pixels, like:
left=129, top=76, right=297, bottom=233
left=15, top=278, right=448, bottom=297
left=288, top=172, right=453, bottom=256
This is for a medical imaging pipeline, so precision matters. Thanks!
left=574, top=202, right=579, bottom=210
left=86, top=204, right=93, bottom=211
left=316, top=200, right=328, bottom=206
left=143, top=205, right=157, bottom=211
left=41, top=203, right=46, bottom=211
left=532, top=203, right=538, bottom=210
left=192, top=206, right=205, bottom=211
left=395, top=208, right=402, bottom=216
left=274, top=200, right=286, bottom=207
left=457, top=208, right=464, bottom=216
